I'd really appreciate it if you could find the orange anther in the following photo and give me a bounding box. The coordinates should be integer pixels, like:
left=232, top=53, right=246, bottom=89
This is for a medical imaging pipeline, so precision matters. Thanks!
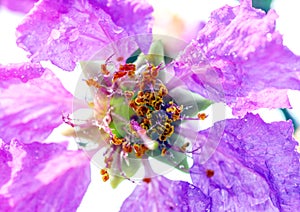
left=122, top=142, right=133, bottom=153
left=197, top=113, right=208, bottom=120
left=101, top=64, right=110, bottom=75
left=111, top=135, right=125, bottom=145
left=112, top=70, right=127, bottom=82
left=100, top=169, right=107, bottom=175
left=85, top=79, right=102, bottom=88
left=102, top=174, right=109, bottom=182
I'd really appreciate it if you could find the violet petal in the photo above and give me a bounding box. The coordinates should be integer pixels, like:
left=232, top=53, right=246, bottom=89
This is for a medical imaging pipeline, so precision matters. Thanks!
left=0, top=139, right=90, bottom=211
left=191, top=113, right=300, bottom=211
left=16, top=0, right=137, bottom=71
left=105, top=0, right=154, bottom=53
left=88, top=0, right=153, bottom=52
left=174, top=3, right=300, bottom=115
left=120, top=176, right=211, bottom=212
left=0, top=69, right=73, bottom=142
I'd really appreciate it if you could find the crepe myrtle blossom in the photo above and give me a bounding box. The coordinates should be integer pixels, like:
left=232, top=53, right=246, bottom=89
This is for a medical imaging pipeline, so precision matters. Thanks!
left=0, top=0, right=300, bottom=212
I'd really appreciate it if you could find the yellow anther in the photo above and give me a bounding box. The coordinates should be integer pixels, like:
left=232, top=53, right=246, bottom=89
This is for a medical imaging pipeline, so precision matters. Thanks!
left=111, top=135, right=125, bottom=145
left=129, top=100, right=138, bottom=110
left=163, top=124, right=174, bottom=137
left=136, top=105, right=150, bottom=116
left=133, top=144, right=148, bottom=158
left=180, top=142, right=190, bottom=152
left=135, top=96, right=145, bottom=105
left=140, top=123, right=148, bottom=130
left=158, top=84, right=168, bottom=97
left=88, top=102, right=95, bottom=108
left=154, top=99, right=163, bottom=110
left=166, top=105, right=176, bottom=113
left=159, top=134, right=167, bottom=142
left=161, top=147, right=167, bottom=156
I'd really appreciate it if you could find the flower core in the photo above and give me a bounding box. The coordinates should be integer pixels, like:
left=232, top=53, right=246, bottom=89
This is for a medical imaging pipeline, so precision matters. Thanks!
left=70, top=37, right=214, bottom=183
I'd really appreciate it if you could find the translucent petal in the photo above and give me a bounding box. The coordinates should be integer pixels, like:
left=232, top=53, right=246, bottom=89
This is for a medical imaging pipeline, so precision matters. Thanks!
left=121, top=176, right=211, bottom=212
left=0, top=139, right=90, bottom=211
left=0, top=69, right=73, bottom=142
left=191, top=114, right=300, bottom=211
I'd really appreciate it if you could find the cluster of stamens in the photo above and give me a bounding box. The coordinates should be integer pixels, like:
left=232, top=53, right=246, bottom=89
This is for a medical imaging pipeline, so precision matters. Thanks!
left=78, top=60, right=208, bottom=182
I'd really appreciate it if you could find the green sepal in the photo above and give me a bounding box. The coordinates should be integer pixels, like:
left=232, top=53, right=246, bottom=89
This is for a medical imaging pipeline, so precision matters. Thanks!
left=136, top=40, right=165, bottom=67
left=189, top=93, right=212, bottom=114
left=109, top=97, right=134, bottom=138
left=110, top=175, right=124, bottom=189
left=171, top=87, right=213, bottom=117
left=147, top=148, right=190, bottom=173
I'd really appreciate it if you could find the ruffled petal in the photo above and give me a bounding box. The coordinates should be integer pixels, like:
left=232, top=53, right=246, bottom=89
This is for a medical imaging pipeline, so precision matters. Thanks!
left=120, top=176, right=211, bottom=212
left=191, top=113, right=300, bottom=211
left=232, top=88, right=291, bottom=115
left=174, top=3, right=300, bottom=115
left=101, top=0, right=154, bottom=53
left=0, top=69, right=73, bottom=142
left=0, top=0, right=37, bottom=13
left=0, top=139, right=90, bottom=211
left=0, top=62, right=46, bottom=87
left=16, top=0, right=138, bottom=71
left=88, top=0, right=153, bottom=52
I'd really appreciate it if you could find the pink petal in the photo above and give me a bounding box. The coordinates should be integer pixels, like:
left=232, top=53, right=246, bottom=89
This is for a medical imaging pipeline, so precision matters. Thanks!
left=0, top=62, right=46, bottom=87
left=0, top=68, right=73, bottom=142
left=0, top=139, right=90, bottom=211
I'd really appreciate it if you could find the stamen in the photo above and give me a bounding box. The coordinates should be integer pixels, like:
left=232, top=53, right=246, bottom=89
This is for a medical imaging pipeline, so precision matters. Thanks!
left=100, top=169, right=110, bottom=182
left=85, top=78, right=102, bottom=88
left=197, top=113, right=208, bottom=120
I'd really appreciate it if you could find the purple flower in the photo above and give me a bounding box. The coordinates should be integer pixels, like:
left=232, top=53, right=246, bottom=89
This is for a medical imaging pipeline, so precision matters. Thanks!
left=1, top=0, right=300, bottom=211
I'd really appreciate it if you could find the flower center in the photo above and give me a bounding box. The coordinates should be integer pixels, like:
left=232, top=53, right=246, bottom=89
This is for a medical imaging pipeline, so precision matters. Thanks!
left=70, top=56, right=208, bottom=183
left=104, top=62, right=184, bottom=158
